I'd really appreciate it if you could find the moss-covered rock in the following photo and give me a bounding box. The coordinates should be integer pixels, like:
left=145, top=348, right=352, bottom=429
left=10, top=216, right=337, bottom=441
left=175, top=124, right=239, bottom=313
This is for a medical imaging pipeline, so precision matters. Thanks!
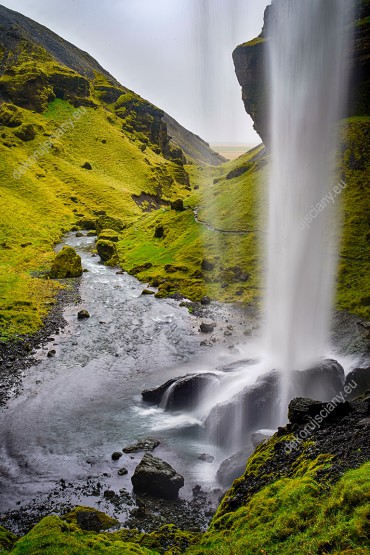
left=49, top=246, right=82, bottom=278
left=96, top=215, right=125, bottom=234
left=62, top=506, right=119, bottom=531
left=0, top=525, right=18, bottom=551
left=0, top=102, right=22, bottom=127
left=96, top=239, right=117, bottom=264
left=98, top=229, right=120, bottom=242
left=14, top=123, right=36, bottom=141
left=77, top=216, right=97, bottom=230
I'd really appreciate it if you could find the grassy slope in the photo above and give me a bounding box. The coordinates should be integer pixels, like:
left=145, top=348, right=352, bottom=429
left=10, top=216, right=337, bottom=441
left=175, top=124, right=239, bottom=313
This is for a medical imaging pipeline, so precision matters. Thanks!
left=0, top=98, right=190, bottom=340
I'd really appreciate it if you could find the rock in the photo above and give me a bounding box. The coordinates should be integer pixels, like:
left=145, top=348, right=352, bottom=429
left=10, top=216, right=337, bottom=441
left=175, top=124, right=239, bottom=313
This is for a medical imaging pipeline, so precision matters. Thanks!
left=141, top=289, right=155, bottom=295
left=118, top=467, right=128, bottom=476
left=75, top=232, right=84, bottom=238
left=77, top=309, right=90, bottom=320
left=288, top=397, right=352, bottom=425
left=103, top=489, right=116, bottom=500
left=201, top=259, right=214, bottom=271
left=198, top=453, right=215, bottom=463
left=170, top=199, right=185, bottom=211
left=344, top=367, right=370, bottom=399
left=200, top=295, right=211, bottom=305
left=130, top=262, right=153, bottom=275
left=76, top=511, right=102, bottom=532
left=50, top=246, right=82, bottom=278
left=154, top=226, right=164, bottom=238
left=142, top=373, right=220, bottom=410
left=47, top=349, right=56, bottom=358
left=15, top=123, right=36, bottom=141
left=123, top=437, right=160, bottom=453
left=82, top=161, right=92, bottom=170
left=216, top=446, right=254, bottom=486
left=96, top=239, right=116, bottom=263
left=111, top=451, right=122, bottom=461
left=96, top=215, right=124, bottom=233
left=200, top=321, right=216, bottom=333
left=77, top=216, right=97, bottom=230
left=168, top=291, right=184, bottom=301
left=131, top=453, right=184, bottom=499
left=251, top=429, right=275, bottom=448
left=98, top=229, right=120, bottom=242
left=292, top=359, right=345, bottom=401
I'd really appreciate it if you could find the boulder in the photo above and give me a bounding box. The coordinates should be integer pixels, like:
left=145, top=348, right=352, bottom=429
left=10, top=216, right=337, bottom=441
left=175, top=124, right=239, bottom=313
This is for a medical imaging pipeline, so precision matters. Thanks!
left=288, top=397, right=352, bottom=425
left=142, top=373, right=220, bottom=410
left=123, top=437, right=160, bottom=453
left=77, top=309, right=90, bottom=320
left=15, top=123, right=36, bottom=141
left=96, top=239, right=116, bottom=263
left=141, top=289, right=155, bottom=295
left=96, top=215, right=124, bottom=233
left=344, top=367, right=370, bottom=399
left=216, top=445, right=254, bottom=487
left=50, top=246, right=82, bottom=278
left=76, top=511, right=102, bottom=532
left=82, top=161, right=92, bottom=170
left=118, top=467, right=128, bottom=476
left=199, top=321, right=216, bottom=333
left=131, top=453, right=184, bottom=499
left=111, top=451, right=122, bottom=461
left=198, top=453, right=214, bottom=463
left=292, top=359, right=345, bottom=401
left=98, top=229, right=120, bottom=242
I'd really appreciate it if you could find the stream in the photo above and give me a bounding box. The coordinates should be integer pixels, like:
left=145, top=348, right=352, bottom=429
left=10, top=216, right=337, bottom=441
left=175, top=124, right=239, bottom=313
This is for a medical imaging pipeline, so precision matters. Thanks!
left=0, top=233, right=258, bottom=528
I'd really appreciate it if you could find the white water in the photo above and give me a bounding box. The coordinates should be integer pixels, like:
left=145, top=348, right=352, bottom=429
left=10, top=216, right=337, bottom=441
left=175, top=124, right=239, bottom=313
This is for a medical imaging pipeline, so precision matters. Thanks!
left=264, top=0, right=354, bottom=410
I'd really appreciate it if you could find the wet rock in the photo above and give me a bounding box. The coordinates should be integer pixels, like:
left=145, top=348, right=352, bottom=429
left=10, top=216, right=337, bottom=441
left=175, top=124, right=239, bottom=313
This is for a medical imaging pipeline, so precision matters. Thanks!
left=123, top=438, right=160, bottom=453
left=131, top=453, right=184, bottom=499
left=98, top=229, right=120, bottom=242
left=76, top=511, right=102, bottom=532
left=198, top=453, right=214, bottom=463
left=111, top=451, right=123, bottom=461
left=200, top=295, right=211, bottom=305
left=292, top=358, right=345, bottom=401
left=142, top=373, right=220, bottom=410
left=141, top=289, right=155, bottom=295
left=288, top=397, right=352, bottom=425
left=344, top=367, right=370, bottom=399
left=216, top=446, right=254, bottom=487
left=118, top=467, right=128, bottom=476
left=96, top=239, right=116, bottom=263
left=77, top=309, right=90, bottom=320
left=47, top=349, right=56, bottom=358
left=103, top=489, right=117, bottom=500
left=199, top=321, right=216, bottom=333
left=75, top=231, right=84, bottom=238
left=50, top=246, right=82, bottom=278
left=251, top=429, right=275, bottom=448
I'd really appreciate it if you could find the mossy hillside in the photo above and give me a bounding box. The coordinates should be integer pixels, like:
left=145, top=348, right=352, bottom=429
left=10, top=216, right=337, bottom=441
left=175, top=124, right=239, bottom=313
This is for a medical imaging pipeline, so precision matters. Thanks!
left=116, top=146, right=267, bottom=303
left=186, top=461, right=370, bottom=555
left=337, top=117, right=370, bottom=318
left=0, top=99, right=191, bottom=340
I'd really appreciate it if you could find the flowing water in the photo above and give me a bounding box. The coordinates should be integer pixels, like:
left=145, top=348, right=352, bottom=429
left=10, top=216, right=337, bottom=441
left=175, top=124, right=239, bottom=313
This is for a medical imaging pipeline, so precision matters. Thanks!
left=264, top=0, right=354, bottom=412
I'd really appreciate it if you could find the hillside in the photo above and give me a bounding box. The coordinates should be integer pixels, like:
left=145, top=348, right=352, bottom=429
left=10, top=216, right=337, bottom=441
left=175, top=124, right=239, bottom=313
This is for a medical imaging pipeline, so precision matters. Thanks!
left=0, top=4, right=224, bottom=340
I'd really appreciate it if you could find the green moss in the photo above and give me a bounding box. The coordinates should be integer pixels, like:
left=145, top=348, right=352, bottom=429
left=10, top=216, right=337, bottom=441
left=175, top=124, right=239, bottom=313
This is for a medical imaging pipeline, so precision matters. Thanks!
left=0, top=526, right=18, bottom=552
left=98, top=229, right=120, bottom=242
left=96, top=239, right=117, bottom=264
left=49, top=246, right=82, bottom=278
left=62, top=506, right=119, bottom=531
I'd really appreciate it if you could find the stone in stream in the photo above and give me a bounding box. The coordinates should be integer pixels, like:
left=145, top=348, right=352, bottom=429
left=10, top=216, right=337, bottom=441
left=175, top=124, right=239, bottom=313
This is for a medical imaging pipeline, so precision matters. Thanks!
left=47, top=349, right=56, bottom=358
left=122, top=437, right=160, bottom=453
left=111, top=451, right=123, bottom=461
left=49, top=246, right=82, bottom=279
left=199, top=320, right=216, bottom=333
left=131, top=453, right=184, bottom=499
left=142, top=373, right=220, bottom=410
left=200, top=295, right=211, bottom=305
left=198, top=453, right=215, bottom=463
left=118, top=467, right=128, bottom=476
left=77, top=309, right=90, bottom=320
left=141, top=289, right=155, bottom=295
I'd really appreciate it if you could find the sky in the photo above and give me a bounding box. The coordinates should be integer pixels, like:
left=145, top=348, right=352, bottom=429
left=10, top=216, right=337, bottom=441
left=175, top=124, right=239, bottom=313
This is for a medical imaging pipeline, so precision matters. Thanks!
left=0, top=0, right=269, bottom=144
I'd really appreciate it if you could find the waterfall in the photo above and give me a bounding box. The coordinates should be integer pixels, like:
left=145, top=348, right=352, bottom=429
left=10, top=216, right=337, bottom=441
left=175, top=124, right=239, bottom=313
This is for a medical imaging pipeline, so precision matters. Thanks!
left=264, top=0, right=354, bottom=410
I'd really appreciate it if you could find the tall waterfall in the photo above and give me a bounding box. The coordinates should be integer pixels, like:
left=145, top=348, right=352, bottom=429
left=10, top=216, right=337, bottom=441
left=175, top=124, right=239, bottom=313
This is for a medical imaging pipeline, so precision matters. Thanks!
left=264, top=0, right=354, bottom=405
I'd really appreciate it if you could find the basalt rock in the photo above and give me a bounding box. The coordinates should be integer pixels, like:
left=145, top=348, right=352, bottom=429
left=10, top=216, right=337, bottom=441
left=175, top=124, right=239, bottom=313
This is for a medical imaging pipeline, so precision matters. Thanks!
left=96, top=239, right=116, bottom=263
left=345, top=367, right=370, bottom=399
left=122, top=438, right=160, bottom=453
left=131, top=453, right=184, bottom=499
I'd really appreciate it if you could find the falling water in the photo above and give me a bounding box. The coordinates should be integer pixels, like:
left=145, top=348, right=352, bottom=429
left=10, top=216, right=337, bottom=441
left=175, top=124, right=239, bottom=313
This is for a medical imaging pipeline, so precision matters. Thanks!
left=264, top=0, right=354, bottom=410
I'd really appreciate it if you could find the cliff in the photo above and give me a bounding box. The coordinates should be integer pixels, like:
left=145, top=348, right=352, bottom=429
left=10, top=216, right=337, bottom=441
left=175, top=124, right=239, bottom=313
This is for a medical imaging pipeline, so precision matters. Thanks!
left=233, top=0, right=370, bottom=145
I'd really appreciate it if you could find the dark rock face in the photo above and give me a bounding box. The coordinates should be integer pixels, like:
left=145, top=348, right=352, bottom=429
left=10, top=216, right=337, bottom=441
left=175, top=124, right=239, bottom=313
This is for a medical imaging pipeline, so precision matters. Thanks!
left=170, top=199, right=185, bottom=211
left=122, top=438, right=160, bottom=453
left=345, top=367, right=370, bottom=399
left=131, top=453, right=184, bottom=499
left=142, top=373, right=220, bottom=411
left=49, top=246, right=82, bottom=279
left=233, top=0, right=370, bottom=144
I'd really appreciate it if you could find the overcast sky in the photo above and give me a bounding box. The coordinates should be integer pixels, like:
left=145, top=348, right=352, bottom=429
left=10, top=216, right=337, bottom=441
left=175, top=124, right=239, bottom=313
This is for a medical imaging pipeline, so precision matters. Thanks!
left=1, top=0, right=269, bottom=144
